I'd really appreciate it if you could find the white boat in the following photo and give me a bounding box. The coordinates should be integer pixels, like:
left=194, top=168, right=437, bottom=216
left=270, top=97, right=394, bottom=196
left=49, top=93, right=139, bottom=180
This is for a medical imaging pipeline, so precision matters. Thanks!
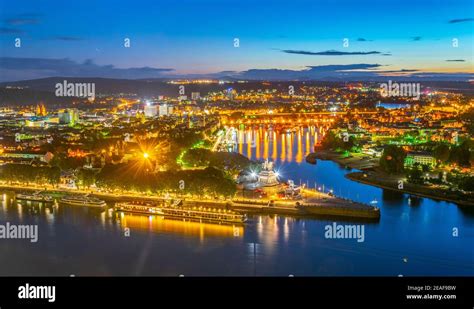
left=115, top=200, right=247, bottom=225
left=60, top=194, right=107, bottom=208
left=16, top=192, right=53, bottom=203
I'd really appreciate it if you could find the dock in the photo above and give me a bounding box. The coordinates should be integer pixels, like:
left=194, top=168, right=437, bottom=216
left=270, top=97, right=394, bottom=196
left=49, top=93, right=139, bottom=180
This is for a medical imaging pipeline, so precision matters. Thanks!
left=1, top=184, right=380, bottom=221
left=231, top=196, right=380, bottom=221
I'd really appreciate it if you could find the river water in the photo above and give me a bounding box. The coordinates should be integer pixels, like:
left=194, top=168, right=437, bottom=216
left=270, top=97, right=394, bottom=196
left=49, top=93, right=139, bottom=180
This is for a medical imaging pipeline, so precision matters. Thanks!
left=0, top=126, right=472, bottom=276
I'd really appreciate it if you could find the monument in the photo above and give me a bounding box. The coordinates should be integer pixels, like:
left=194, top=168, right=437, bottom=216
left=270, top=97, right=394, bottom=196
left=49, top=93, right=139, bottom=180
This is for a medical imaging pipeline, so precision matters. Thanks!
left=258, top=159, right=280, bottom=187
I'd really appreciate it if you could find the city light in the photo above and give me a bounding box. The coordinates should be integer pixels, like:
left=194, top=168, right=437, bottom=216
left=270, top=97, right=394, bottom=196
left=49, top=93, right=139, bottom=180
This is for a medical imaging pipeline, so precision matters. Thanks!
left=0, top=0, right=472, bottom=289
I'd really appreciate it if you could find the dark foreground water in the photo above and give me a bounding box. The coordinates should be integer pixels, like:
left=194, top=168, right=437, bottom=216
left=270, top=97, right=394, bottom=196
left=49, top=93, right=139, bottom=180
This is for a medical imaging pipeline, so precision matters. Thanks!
left=0, top=127, right=473, bottom=276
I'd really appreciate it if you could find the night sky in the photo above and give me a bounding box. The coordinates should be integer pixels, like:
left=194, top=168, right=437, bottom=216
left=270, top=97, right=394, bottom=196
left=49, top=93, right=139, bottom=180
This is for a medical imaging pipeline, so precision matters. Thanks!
left=0, top=0, right=472, bottom=81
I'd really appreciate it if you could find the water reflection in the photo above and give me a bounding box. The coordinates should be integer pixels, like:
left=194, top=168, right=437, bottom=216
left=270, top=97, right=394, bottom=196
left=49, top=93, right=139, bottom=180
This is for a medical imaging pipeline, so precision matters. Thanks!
left=232, top=126, right=323, bottom=163
left=381, top=190, right=406, bottom=206
left=118, top=213, right=244, bottom=240
left=407, top=196, right=422, bottom=207
left=0, top=124, right=472, bottom=276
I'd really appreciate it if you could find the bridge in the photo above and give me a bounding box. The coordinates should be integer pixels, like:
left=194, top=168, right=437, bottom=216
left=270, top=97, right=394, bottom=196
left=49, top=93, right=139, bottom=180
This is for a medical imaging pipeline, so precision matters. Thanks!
left=219, top=111, right=379, bottom=125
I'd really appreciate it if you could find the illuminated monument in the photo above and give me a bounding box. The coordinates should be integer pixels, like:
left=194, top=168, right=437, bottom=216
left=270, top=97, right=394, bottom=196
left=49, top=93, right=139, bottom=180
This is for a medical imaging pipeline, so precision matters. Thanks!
left=258, top=159, right=280, bottom=187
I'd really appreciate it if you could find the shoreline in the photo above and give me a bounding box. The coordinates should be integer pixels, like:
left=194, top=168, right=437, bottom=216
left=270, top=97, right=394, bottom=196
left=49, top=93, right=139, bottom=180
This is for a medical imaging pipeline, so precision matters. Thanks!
left=346, top=172, right=474, bottom=206
left=0, top=184, right=380, bottom=221
left=307, top=150, right=378, bottom=170
left=308, top=151, right=473, bottom=206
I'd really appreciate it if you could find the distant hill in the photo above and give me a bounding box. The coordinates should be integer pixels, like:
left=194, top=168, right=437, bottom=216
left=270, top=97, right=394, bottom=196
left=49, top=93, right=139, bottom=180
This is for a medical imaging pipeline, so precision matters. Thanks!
left=0, top=87, right=78, bottom=107
left=1, top=77, right=472, bottom=107
left=0, top=77, right=346, bottom=99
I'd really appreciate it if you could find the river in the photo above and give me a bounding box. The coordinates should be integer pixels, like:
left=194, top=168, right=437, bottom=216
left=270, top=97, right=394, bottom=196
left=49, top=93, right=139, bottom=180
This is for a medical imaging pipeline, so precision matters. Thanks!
left=0, top=126, right=472, bottom=276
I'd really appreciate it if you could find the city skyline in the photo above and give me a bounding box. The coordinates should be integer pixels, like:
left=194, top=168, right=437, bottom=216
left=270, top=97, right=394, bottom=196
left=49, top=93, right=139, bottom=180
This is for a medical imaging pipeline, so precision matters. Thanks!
left=0, top=0, right=473, bottom=81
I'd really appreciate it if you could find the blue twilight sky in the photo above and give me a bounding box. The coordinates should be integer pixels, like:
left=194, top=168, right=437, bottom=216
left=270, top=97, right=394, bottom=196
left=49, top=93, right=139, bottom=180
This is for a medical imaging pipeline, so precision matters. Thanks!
left=0, top=0, right=473, bottom=81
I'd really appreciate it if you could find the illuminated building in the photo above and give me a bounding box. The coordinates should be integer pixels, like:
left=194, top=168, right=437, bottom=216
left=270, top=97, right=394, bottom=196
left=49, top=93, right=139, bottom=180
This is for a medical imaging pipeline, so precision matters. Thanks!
left=405, top=151, right=436, bottom=167
left=191, top=92, right=200, bottom=100
left=0, top=151, right=54, bottom=163
left=25, top=118, right=45, bottom=127
left=58, top=108, right=79, bottom=125
left=36, top=104, right=47, bottom=116
left=159, top=104, right=173, bottom=116
left=258, top=159, right=280, bottom=187
left=144, top=104, right=158, bottom=117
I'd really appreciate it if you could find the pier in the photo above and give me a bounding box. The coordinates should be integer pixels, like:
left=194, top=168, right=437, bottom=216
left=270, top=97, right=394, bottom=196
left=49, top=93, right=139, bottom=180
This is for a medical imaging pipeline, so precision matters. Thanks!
left=1, top=184, right=380, bottom=221
left=231, top=194, right=380, bottom=221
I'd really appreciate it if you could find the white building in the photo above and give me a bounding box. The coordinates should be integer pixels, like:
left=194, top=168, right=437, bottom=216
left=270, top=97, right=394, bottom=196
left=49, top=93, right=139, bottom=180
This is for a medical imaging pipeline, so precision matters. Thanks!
left=159, top=104, right=173, bottom=116
left=191, top=92, right=200, bottom=100
left=144, top=104, right=158, bottom=117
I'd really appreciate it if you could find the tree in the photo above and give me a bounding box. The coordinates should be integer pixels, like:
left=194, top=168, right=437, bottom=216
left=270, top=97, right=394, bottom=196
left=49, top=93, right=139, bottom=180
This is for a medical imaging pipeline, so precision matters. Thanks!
left=450, top=141, right=472, bottom=167
left=433, top=144, right=450, bottom=164
left=379, top=145, right=406, bottom=174
left=407, top=166, right=423, bottom=184
left=321, top=131, right=342, bottom=150
left=77, top=168, right=96, bottom=189
left=459, top=176, right=474, bottom=191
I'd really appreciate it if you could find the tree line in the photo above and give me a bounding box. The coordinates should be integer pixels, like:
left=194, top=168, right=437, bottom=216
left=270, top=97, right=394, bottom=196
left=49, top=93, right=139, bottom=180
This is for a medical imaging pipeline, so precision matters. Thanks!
left=95, top=163, right=236, bottom=198
left=0, top=164, right=60, bottom=186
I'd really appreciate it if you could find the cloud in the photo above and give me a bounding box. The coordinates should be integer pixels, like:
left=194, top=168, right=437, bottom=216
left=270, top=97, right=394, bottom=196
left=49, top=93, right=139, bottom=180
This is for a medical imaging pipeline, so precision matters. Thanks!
left=411, top=36, right=422, bottom=41
left=0, top=57, right=472, bottom=82
left=357, top=38, right=373, bottom=42
left=448, top=18, right=473, bottom=24
left=224, top=64, right=387, bottom=80
left=53, top=36, right=84, bottom=41
left=1, top=14, right=40, bottom=35
left=5, top=17, right=39, bottom=25
left=281, top=49, right=385, bottom=56
left=376, top=69, right=419, bottom=73
left=306, top=64, right=383, bottom=71
left=215, top=65, right=472, bottom=81
left=0, top=57, right=174, bottom=82
left=446, top=59, right=465, bottom=62
left=0, top=27, right=25, bottom=34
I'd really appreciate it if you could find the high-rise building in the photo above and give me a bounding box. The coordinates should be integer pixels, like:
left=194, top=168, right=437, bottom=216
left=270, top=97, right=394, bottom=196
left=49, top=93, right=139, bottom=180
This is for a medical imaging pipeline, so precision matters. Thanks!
left=68, top=108, right=79, bottom=125
left=159, top=104, right=173, bottom=116
left=144, top=104, right=158, bottom=117
left=191, top=92, right=200, bottom=100
left=36, top=104, right=47, bottom=116
left=58, top=108, right=79, bottom=125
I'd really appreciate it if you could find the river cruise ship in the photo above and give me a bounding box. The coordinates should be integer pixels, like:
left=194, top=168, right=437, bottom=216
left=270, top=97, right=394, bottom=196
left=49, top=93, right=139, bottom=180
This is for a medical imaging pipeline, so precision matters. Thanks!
left=60, top=194, right=107, bottom=209
left=16, top=191, right=53, bottom=203
left=115, top=200, right=246, bottom=225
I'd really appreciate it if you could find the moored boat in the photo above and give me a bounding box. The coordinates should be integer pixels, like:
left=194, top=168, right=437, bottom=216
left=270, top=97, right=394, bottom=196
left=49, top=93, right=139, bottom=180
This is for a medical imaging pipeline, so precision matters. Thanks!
left=59, top=194, right=107, bottom=209
left=115, top=200, right=246, bottom=225
left=16, top=191, right=53, bottom=203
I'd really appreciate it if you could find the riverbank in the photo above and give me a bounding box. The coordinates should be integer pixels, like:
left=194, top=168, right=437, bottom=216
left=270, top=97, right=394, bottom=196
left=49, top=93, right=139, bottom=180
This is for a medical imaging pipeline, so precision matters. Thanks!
left=0, top=183, right=380, bottom=221
left=346, top=171, right=474, bottom=206
left=232, top=196, right=380, bottom=221
left=307, top=150, right=379, bottom=170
